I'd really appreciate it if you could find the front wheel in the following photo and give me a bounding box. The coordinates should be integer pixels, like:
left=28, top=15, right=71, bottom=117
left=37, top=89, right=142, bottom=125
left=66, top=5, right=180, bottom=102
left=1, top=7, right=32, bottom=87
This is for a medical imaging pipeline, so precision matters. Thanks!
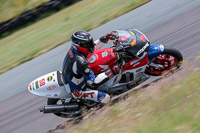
left=145, top=46, right=183, bottom=76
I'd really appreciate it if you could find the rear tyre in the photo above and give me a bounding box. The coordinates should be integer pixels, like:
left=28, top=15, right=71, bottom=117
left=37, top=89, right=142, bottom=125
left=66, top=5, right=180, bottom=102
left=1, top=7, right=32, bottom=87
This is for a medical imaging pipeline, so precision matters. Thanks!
left=145, top=46, right=183, bottom=76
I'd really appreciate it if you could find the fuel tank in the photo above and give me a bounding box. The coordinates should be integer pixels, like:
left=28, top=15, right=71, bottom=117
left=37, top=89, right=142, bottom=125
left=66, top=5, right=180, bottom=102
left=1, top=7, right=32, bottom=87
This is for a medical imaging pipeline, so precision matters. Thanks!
left=87, top=48, right=117, bottom=74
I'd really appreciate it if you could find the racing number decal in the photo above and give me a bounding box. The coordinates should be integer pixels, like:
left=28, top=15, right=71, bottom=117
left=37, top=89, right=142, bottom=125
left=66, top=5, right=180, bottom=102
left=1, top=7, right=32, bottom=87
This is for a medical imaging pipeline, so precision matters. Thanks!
left=39, top=78, right=45, bottom=87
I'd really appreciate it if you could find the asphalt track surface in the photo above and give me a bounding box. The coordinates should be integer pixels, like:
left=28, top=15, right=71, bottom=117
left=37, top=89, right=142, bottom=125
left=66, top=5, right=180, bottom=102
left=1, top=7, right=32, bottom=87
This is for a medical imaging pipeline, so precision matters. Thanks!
left=0, top=0, right=200, bottom=132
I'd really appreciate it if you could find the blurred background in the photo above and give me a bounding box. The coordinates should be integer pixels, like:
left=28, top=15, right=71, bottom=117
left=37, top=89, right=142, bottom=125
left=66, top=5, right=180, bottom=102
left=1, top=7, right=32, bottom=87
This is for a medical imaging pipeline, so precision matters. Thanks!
left=0, top=0, right=200, bottom=133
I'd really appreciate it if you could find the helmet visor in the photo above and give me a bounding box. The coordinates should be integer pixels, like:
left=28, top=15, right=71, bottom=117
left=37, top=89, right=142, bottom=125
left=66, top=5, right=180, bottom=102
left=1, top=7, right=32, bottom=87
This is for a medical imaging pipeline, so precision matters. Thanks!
left=84, top=39, right=95, bottom=53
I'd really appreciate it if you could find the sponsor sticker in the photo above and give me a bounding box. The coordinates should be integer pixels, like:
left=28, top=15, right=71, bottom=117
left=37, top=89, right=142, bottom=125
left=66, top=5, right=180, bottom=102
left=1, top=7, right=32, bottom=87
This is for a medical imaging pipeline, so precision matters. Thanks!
left=130, top=40, right=136, bottom=46
left=133, top=62, right=140, bottom=67
left=39, top=78, right=45, bottom=87
left=47, top=85, right=56, bottom=90
left=32, top=82, right=35, bottom=91
left=47, top=76, right=53, bottom=82
left=128, top=30, right=135, bottom=36
left=35, top=81, right=39, bottom=89
left=102, top=51, right=108, bottom=57
left=136, top=43, right=149, bottom=56
left=140, top=35, right=146, bottom=42
left=29, top=84, right=32, bottom=91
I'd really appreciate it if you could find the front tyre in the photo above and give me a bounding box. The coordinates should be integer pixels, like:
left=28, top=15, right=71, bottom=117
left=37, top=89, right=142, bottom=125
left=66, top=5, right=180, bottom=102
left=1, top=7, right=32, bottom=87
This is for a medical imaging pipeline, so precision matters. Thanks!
left=145, top=46, right=183, bottom=76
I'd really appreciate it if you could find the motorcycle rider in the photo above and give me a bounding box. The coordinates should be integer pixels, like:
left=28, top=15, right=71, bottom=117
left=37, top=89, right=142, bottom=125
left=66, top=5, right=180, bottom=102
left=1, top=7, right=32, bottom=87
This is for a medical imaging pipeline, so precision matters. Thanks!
left=62, top=30, right=121, bottom=104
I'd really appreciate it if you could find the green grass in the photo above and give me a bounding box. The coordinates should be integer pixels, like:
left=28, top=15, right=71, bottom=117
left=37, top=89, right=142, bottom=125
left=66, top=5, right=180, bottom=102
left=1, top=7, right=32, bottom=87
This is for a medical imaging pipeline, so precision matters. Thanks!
left=0, top=0, right=150, bottom=74
left=0, top=0, right=49, bottom=22
left=66, top=70, right=200, bottom=133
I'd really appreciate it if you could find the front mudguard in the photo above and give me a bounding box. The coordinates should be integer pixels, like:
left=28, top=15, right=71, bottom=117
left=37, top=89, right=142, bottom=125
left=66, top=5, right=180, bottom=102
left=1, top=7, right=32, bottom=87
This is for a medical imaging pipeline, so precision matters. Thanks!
left=148, top=44, right=164, bottom=63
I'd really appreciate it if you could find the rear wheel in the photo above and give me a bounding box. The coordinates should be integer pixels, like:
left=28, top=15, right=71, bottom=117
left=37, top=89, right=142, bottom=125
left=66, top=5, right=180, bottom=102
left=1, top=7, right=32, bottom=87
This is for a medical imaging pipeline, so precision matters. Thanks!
left=145, top=46, right=183, bottom=76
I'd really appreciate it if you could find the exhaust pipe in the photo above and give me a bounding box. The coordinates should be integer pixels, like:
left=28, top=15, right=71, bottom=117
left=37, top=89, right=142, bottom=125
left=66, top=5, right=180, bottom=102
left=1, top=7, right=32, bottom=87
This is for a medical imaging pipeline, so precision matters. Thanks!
left=40, top=103, right=79, bottom=113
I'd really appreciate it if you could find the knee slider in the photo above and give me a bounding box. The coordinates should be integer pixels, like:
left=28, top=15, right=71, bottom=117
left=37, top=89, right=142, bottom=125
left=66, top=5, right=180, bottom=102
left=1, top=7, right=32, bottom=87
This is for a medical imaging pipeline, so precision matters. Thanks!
left=101, top=94, right=110, bottom=104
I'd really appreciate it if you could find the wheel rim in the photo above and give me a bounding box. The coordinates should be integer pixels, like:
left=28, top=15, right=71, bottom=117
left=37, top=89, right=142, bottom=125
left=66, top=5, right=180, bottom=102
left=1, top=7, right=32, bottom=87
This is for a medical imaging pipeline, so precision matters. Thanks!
left=146, top=54, right=179, bottom=75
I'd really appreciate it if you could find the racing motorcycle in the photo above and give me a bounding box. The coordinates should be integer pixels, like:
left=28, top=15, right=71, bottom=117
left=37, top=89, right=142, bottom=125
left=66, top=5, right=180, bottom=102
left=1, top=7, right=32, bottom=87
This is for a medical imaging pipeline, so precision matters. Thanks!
left=28, top=29, right=183, bottom=118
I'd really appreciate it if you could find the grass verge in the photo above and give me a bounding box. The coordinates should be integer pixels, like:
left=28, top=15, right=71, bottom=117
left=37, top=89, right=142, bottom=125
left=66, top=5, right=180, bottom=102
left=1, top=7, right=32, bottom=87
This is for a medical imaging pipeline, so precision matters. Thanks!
left=0, top=0, right=150, bottom=74
left=0, top=0, right=49, bottom=22
left=66, top=68, right=200, bottom=133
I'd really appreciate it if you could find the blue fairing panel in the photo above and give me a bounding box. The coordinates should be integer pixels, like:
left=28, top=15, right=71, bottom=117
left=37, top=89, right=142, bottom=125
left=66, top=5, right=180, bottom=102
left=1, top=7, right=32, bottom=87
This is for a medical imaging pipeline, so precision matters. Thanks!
left=148, top=44, right=164, bottom=62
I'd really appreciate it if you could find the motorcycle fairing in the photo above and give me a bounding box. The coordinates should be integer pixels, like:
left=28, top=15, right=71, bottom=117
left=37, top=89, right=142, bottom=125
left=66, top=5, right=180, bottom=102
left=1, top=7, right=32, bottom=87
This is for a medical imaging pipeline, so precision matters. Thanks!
left=28, top=71, right=71, bottom=98
left=87, top=43, right=164, bottom=94
left=97, top=65, right=147, bottom=94
left=148, top=44, right=164, bottom=62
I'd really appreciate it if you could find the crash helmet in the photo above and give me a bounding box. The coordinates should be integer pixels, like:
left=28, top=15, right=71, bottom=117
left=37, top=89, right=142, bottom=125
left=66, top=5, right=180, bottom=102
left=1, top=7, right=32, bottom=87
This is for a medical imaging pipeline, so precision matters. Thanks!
left=71, top=31, right=95, bottom=54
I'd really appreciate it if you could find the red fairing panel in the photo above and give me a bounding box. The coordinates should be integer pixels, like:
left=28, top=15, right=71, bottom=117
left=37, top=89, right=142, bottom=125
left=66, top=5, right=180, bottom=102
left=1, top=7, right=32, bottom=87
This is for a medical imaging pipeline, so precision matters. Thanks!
left=123, top=53, right=149, bottom=70
left=87, top=48, right=117, bottom=74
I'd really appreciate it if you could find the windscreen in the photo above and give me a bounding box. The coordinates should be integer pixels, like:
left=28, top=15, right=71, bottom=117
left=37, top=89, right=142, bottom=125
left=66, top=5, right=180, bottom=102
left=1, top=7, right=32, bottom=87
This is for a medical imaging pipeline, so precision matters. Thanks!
left=115, top=30, right=136, bottom=46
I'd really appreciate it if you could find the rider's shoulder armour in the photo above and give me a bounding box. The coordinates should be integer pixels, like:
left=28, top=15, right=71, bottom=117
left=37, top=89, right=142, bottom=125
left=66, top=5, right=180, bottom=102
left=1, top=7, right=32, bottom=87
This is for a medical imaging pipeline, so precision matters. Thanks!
left=76, top=55, right=90, bottom=76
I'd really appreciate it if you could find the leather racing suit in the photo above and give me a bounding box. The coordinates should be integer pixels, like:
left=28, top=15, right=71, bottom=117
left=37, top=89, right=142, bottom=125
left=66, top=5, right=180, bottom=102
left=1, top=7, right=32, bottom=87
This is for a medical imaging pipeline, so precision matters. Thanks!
left=62, top=46, right=112, bottom=104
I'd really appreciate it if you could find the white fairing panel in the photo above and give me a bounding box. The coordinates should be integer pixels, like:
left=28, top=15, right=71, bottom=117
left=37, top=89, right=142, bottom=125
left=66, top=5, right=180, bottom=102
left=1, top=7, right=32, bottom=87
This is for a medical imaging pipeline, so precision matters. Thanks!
left=28, top=71, right=71, bottom=99
left=97, top=65, right=147, bottom=93
left=97, top=74, right=122, bottom=92
left=122, top=65, right=147, bottom=81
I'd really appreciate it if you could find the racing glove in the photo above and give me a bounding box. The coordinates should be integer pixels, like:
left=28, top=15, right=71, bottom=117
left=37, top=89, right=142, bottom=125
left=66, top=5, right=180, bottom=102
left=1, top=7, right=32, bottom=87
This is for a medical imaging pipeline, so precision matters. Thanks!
left=99, top=32, right=118, bottom=43
left=112, top=65, right=121, bottom=75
